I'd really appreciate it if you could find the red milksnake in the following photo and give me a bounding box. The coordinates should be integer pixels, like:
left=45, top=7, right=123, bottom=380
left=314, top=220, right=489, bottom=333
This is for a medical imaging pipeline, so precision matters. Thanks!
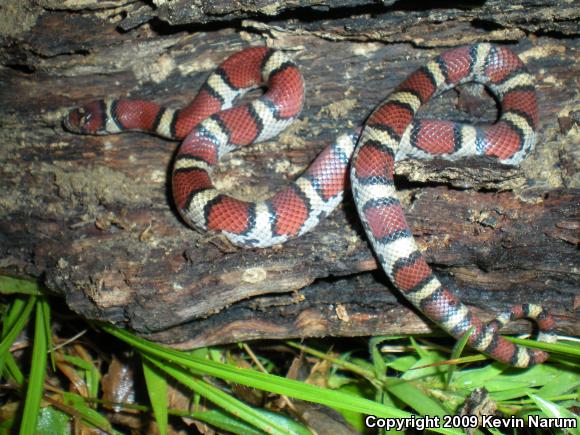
left=64, top=44, right=556, bottom=367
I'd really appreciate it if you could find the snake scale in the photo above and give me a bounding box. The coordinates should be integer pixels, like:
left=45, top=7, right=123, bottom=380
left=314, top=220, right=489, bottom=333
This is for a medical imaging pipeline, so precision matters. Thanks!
left=65, top=43, right=556, bottom=367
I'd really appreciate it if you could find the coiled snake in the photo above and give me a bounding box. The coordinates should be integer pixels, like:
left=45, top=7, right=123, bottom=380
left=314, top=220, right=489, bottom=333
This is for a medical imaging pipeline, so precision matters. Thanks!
left=65, top=43, right=556, bottom=367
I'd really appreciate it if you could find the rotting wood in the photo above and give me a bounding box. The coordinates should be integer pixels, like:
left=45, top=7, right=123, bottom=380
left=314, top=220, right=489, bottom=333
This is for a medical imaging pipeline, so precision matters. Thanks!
left=0, top=0, right=578, bottom=346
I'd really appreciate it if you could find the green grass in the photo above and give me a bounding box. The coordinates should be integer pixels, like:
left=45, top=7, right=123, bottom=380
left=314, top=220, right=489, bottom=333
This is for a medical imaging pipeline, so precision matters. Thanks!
left=1, top=276, right=578, bottom=434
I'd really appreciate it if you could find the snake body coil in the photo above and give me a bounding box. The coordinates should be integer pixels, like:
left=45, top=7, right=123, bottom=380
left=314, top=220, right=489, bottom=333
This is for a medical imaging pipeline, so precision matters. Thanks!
left=65, top=44, right=556, bottom=367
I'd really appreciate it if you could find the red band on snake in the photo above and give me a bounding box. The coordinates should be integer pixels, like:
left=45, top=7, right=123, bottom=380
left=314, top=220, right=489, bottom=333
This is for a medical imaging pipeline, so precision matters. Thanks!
left=65, top=44, right=556, bottom=367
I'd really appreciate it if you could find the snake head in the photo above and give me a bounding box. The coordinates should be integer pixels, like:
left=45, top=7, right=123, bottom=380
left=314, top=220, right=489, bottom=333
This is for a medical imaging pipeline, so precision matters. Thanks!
left=63, top=100, right=108, bottom=135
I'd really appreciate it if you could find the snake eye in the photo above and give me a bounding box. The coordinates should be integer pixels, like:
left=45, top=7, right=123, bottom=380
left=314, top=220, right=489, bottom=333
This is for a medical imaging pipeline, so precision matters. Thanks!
left=64, top=100, right=105, bottom=134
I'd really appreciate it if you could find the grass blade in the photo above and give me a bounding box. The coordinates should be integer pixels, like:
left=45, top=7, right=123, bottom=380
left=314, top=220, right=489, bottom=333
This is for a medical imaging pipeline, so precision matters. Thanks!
left=59, top=391, right=115, bottom=432
left=0, top=296, right=36, bottom=358
left=189, top=409, right=264, bottom=435
left=3, top=352, right=25, bottom=385
left=39, top=297, right=55, bottom=372
left=1, top=297, right=30, bottom=379
left=142, top=357, right=169, bottom=435
left=528, top=394, right=580, bottom=435
left=0, top=276, right=42, bottom=296
left=143, top=354, right=292, bottom=435
left=102, top=324, right=462, bottom=435
left=19, top=299, right=48, bottom=434
left=509, top=336, right=578, bottom=359
left=60, top=354, right=101, bottom=399
left=385, top=377, right=449, bottom=417
left=104, top=324, right=409, bottom=417
left=446, top=327, right=474, bottom=387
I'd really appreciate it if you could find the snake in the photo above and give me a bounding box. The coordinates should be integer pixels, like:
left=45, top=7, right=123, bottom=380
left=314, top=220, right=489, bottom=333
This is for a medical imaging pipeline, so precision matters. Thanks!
left=64, top=43, right=557, bottom=367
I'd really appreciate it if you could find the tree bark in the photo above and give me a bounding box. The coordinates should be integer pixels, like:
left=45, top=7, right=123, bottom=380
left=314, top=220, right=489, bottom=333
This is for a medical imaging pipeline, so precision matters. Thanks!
left=0, top=0, right=578, bottom=347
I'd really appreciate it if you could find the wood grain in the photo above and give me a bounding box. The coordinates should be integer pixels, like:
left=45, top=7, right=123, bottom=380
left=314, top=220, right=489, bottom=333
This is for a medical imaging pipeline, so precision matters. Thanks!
left=0, top=0, right=577, bottom=347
